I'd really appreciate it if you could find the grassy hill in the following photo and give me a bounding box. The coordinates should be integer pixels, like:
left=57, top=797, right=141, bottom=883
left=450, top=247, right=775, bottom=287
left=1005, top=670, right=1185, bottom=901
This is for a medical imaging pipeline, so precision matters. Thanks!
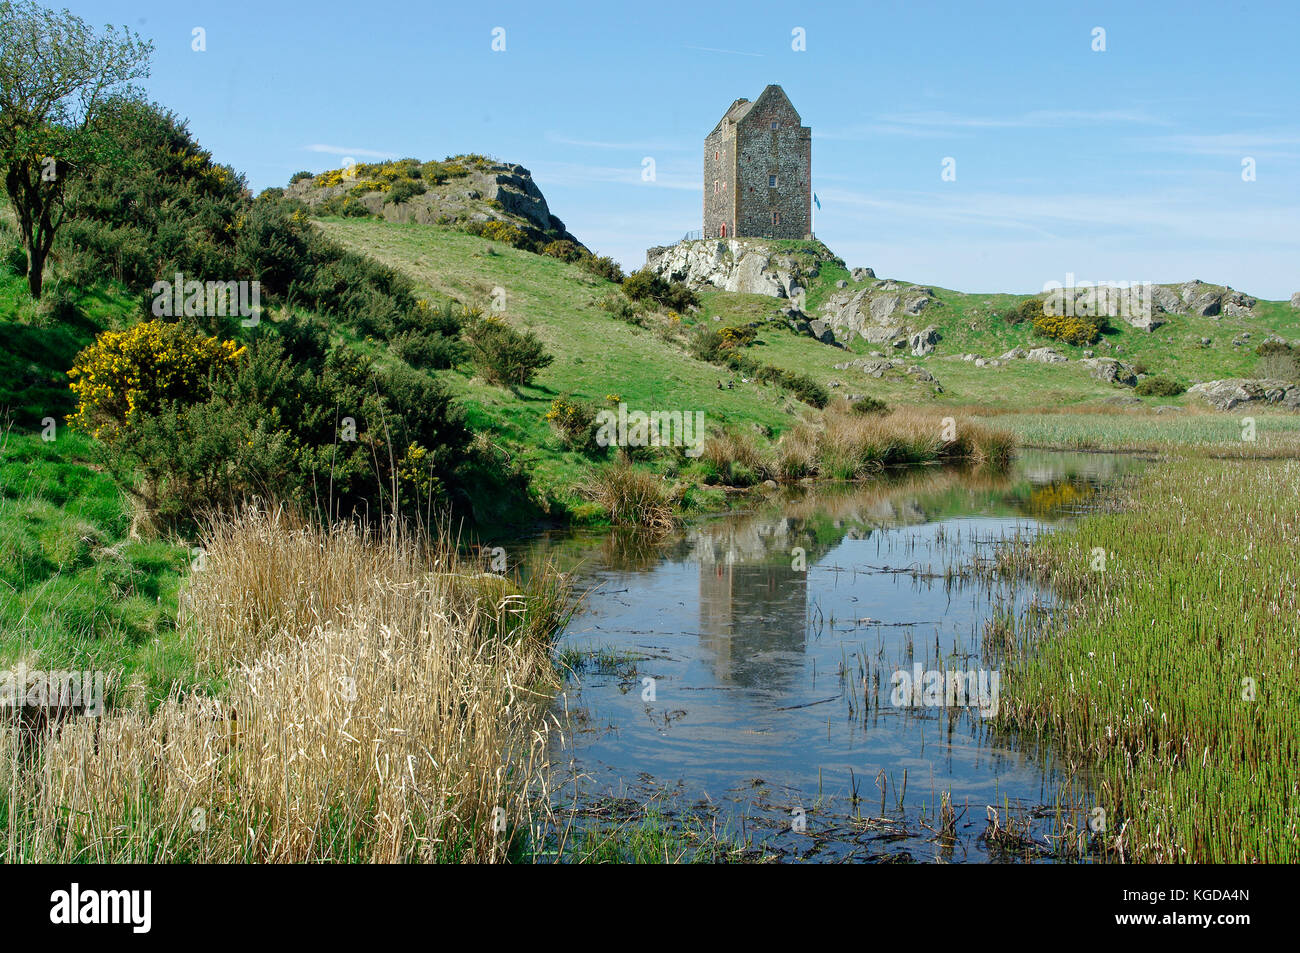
left=316, top=218, right=1300, bottom=477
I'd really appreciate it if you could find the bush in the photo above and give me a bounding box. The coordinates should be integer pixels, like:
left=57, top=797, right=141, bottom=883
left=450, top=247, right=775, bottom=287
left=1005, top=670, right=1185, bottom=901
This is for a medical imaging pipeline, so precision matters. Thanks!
left=850, top=396, right=890, bottom=415
left=463, top=315, right=554, bottom=387
left=33, top=284, right=81, bottom=326
left=622, top=268, right=698, bottom=311
left=289, top=171, right=314, bottom=184
left=67, top=319, right=246, bottom=441
left=1256, top=341, right=1300, bottom=380
left=477, top=220, right=526, bottom=247
left=104, top=322, right=468, bottom=531
left=541, top=240, right=583, bottom=263
left=781, top=371, right=829, bottom=408
left=545, top=396, right=602, bottom=453
left=581, top=462, right=675, bottom=531
left=1134, top=375, right=1185, bottom=397
left=386, top=179, right=428, bottom=205
left=1032, top=311, right=1102, bottom=346
left=1004, top=298, right=1042, bottom=325
left=579, top=254, right=624, bottom=283
left=599, top=294, right=643, bottom=325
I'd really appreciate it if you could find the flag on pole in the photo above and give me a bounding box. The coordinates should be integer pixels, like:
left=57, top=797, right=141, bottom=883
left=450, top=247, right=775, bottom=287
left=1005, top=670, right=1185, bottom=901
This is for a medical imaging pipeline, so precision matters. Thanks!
left=813, top=193, right=821, bottom=210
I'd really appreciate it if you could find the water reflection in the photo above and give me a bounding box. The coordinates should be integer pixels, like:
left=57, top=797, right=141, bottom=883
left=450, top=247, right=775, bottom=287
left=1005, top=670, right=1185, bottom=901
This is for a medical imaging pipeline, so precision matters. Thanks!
left=525, top=451, right=1146, bottom=862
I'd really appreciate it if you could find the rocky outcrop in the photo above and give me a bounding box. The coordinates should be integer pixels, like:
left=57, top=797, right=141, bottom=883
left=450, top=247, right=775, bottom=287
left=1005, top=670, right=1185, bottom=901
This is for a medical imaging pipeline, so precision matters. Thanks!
left=644, top=239, right=805, bottom=298
left=1027, top=347, right=1068, bottom=364
left=1081, top=357, right=1137, bottom=387
left=909, top=326, right=940, bottom=356
left=1187, top=379, right=1300, bottom=411
left=816, top=282, right=936, bottom=346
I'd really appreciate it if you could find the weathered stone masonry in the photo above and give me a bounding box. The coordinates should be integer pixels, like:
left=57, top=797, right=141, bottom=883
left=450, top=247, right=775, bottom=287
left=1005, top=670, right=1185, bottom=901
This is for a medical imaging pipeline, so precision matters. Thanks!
left=703, top=84, right=811, bottom=241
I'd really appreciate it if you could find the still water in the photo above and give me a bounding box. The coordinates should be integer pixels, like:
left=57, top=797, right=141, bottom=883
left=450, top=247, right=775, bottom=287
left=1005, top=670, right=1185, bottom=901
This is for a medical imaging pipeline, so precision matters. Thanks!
left=522, top=451, right=1145, bottom=861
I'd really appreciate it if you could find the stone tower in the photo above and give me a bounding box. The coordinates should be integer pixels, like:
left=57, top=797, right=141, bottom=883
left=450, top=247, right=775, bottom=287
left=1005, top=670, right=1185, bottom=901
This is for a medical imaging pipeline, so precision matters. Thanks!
left=703, top=84, right=811, bottom=241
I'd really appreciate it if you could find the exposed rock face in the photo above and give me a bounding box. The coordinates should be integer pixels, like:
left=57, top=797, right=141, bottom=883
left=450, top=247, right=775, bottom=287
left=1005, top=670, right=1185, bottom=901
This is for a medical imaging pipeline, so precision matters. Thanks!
left=285, top=158, right=583, bottom=245
left=851, top=267, right=876, bottom=282
left=1082, top=357, right=1138, bottom=387
left=1027, top=347, right=1068, bottom=364
left=999, top=347, right=1027, bottom=361
left=644, top=239, right=805, bottom=298
left=1188, top=379, right=1300, bottom=411
left=816, top=282, right=935, bottom=345
left=909, top=325, right=940, bottom=356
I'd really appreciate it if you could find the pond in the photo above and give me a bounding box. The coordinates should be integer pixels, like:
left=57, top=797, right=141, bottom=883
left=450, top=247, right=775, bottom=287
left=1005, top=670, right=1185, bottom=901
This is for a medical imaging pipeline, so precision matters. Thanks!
left=520, top=451, right=1147, bottom=862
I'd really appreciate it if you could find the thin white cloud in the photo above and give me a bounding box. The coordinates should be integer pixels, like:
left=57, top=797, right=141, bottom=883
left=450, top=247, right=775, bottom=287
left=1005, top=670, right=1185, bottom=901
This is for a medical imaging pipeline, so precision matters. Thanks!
left=530, top=161, right=699, bottom=192
left=304, top=144, right=398, bottom=159
left=823, top=109, right=1170, bottom=140
left=545, top=132, right=686, bottom=152
left=684, top=44, right=763, bottom=57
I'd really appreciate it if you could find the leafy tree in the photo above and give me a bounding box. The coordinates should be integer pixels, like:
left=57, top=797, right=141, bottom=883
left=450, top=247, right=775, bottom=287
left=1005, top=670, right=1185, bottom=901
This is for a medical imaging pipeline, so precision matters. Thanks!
left=0, top=1, right=152, bottom=297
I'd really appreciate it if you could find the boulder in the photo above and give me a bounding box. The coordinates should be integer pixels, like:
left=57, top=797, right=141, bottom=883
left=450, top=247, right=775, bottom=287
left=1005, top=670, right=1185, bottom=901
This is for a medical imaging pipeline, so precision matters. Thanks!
left=1187, top=378, right=1300, bottom=411
left=999, top=347, right=1027, bottom=360
left=804, top=318, right=837, bottom=346
left=851, top=267, right=876, bottom=282
left=1027, top=347, right=1068, bottom=364
left=909, top=325, right=940, bottom=356
left=1082, top=357, right=1138, bottom=387
left=1223, top=291, right=1257, bottom=317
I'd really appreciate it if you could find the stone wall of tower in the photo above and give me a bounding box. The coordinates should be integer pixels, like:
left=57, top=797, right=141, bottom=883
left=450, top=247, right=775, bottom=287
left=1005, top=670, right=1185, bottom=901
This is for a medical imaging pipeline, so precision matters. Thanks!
left=703, top=125, right=736, bottom=239
left=734, top=97, right=811, bottom=239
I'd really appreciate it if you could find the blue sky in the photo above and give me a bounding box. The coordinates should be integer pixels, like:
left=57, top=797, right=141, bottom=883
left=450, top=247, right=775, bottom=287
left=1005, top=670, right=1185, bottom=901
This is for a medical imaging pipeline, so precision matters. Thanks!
left=67, top=0, right=1300, bottom=298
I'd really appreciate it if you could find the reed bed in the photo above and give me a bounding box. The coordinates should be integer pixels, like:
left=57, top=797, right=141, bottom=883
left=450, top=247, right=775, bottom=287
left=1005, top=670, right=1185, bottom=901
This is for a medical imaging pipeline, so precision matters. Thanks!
left=1, top=507, right=572, bottom=863
left=781, top=406, right=1014, bottom=479
left=996, top=459, right=1300, bottom=862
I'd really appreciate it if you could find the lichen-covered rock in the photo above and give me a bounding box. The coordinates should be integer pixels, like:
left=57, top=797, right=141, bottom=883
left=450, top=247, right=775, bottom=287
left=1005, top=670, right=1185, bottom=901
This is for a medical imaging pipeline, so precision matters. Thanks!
left=909, top=325, right=940, bottom=356
left=1082, top=357, right=1138, bottom=387
left=1187, top=379, right=1300, bottom=411
left=644, top=239, right=803, bottom=298
left=1027, top=347, right=1068, bottom=363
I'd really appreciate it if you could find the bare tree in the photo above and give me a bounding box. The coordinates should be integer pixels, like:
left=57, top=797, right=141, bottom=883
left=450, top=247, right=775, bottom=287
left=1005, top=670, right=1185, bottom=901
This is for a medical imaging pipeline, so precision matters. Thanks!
left=0, top=1, right=151, bottom=297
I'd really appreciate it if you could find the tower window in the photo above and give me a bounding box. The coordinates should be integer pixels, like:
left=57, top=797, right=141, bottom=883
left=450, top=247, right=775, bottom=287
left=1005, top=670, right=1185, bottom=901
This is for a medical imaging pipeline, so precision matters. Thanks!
left=770, top=121, right=778, bottom=129
left=769, top=175, right=778, bottom=188
left=714, top=180, right=719, bottom=194
left=772, top=212, right=781, bottom=226
left=715, top=150, right=720, bottom=161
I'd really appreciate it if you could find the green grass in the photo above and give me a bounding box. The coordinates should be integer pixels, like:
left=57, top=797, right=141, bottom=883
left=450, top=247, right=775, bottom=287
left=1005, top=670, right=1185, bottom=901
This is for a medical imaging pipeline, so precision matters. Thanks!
left=0, top=430, right=191, bottom=704
left=997, top=458, right=1300, bottom=862
left=315, top=219, right=811, bottom=511
left=1, top=271, right=192, bottom=705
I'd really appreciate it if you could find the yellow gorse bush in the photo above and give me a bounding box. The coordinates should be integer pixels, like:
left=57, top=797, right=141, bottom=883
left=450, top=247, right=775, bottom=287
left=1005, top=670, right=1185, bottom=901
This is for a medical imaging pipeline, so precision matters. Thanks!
left=67, top=320, right=245, bottom=440
left=1032, top=312, right=1102, bottom=346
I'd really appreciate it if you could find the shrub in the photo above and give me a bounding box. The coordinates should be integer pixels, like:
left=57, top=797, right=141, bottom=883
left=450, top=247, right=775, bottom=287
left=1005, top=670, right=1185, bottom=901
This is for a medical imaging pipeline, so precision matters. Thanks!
left=623, top=268, right=698, bottom=311
left=289, top=171, right=314, bottom=184
left=386, top=179, right=428, bottom=205
left=478, top=220, right=526, bottom=247
left=1135, top=375, right=1185, bottom=397
left=599, top=294, right=643, bottom=325
left=33, top=284, right=81, bottom=326
left=579, top=254, right=624, bottom=283
left=1032, top=311, right=1102, bottom=346
left=781, top=371, right=829, bottom=408
left=1256, top=341, right=1300, bottom=380
left=850, top=396, right=890, bottom=416
left=67, top=320, right=245, bottom=441
left=545, top=396, right=602, bottom=453
left=699, top=429, right=769, bottom=487
left=581, top=462, right=676, bottom=531
left=463, top=315, right=554, bottom=387
left=1004, top=297, right=1043, bottom=325
left=541, top=240, right=583, bottom=263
